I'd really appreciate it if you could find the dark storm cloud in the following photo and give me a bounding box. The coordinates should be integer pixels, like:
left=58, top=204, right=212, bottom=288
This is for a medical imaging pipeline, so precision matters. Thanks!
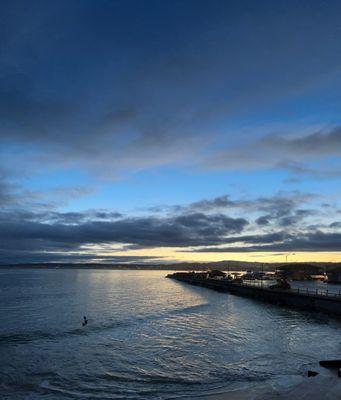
left=238, top=193, right=317, bottom=226
left=167, top=191, right=318, bottom=227
left=33, top=210, right=123, bottom=224
left=157, top=191, right=315, bottom=214
left=0, top=209, right=123, bottom=227
left=0, top=188, right=329, bottom=262
left=0, top=187, right=338, bottom=262
left=181, top=231, right=292, bottom=251
left=0, top=211, right=249, bottom=261
left=330, top=221, right=341, bottom=228
left=256, top=216, right=271, bottom=226
left=199, top=231, right=293, bottom=246
left=188, top=231, right=341, bottom=253
left=187, top=195, right=236, bottom=211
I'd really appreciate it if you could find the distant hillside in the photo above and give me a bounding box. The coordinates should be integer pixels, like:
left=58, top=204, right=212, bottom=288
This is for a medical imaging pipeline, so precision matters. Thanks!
left=1, top=260, right=341, bottom=272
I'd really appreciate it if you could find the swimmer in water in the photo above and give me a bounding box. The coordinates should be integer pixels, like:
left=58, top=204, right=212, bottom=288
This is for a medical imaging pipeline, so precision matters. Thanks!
left=82, top=316, right=88, bottom=326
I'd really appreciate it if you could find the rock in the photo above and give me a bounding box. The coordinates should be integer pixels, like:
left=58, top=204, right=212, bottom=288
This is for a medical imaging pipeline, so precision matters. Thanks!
left=308, top=370, right=319, bottom=377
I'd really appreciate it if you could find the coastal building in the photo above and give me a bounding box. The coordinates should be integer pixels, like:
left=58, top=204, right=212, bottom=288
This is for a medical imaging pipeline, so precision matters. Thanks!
left=208, top=270, right=226, bottom=279
left=276, top=263, right=322, bottom=281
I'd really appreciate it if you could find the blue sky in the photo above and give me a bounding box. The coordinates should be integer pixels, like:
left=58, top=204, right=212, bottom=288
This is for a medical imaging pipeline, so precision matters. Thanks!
left=0, top=0, right=340, bottom=263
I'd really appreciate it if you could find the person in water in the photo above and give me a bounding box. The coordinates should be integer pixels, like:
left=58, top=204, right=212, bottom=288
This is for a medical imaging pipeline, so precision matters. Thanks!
left=82, top=316, right=88, bottom=326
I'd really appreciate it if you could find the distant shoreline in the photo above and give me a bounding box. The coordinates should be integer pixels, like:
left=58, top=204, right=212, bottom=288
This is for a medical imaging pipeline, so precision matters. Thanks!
left=1, top=261, right=341, bottom=272
left=0, top=264, right=179, bottom=270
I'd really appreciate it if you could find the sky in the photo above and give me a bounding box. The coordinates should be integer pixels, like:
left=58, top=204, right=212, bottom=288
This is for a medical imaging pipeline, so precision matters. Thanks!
left=0, top=0, right=341, bottom=264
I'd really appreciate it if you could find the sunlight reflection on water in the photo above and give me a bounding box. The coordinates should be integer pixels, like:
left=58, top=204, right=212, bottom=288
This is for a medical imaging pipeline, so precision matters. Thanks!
left=1, top=268, right=341, bottom=399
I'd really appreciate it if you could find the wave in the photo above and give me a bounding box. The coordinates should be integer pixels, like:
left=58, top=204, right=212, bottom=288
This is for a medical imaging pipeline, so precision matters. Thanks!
left=0, top=301, right=211, bottom=346
left=100, top=371, right=201, bottom=386
left=168, top=303, right=210, bottom=316
left=0, top=320, right=128, bottom=345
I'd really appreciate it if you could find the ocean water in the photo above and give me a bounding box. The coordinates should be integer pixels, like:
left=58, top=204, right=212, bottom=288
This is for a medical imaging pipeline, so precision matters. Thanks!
left=1, top=268, right=341, bottom=400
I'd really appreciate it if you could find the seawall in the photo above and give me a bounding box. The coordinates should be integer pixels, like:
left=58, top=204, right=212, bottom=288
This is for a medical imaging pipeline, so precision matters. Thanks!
left=167, top=272, right=341, bottom=317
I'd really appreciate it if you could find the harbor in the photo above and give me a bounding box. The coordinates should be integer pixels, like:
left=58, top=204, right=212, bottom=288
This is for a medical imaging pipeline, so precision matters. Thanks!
left=167, top=270, right=341, bottom=317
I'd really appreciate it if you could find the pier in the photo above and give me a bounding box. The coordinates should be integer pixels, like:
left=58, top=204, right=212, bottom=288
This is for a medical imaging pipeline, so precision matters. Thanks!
left=167, top=272, right=341, bottom=317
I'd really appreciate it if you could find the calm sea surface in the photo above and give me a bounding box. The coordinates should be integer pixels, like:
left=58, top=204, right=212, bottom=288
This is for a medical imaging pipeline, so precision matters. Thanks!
left=1, top=268, right=341, bottom=399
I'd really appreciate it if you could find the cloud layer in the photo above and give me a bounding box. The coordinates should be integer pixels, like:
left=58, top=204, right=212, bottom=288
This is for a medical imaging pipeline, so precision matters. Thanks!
left=205, top=128, right=341, bottom=177
left=0, top=1, right=340, bottom=263
left=1, top=1, right=341, bottom=178
left=0, top=190, right=339, bottom=263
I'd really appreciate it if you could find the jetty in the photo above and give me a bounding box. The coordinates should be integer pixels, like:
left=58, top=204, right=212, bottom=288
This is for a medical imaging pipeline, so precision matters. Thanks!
left=167, top=271, right=341, bottom=317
